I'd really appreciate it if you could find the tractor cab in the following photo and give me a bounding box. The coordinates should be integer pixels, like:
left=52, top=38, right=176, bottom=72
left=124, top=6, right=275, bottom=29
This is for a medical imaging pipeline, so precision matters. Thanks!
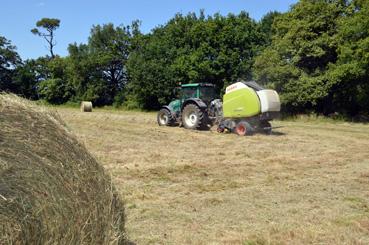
left=180, top=83, right=217, bottom=104
left=158, top=83, right=218, bottom=129
left=168, top=83, right=217, bottom=114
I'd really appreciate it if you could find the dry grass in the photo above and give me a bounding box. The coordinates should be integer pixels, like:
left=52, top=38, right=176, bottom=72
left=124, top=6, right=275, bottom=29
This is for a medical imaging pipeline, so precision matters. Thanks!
left=0, top=95, right=126, bottom=244
left=57, top=108, right=369, bottom=244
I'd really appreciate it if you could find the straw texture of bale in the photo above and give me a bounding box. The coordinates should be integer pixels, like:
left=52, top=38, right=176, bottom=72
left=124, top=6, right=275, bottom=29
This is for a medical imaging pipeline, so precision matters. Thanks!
left=0, top=94, right=127, bottom=244
left=81, top=101, right=93, bottom=112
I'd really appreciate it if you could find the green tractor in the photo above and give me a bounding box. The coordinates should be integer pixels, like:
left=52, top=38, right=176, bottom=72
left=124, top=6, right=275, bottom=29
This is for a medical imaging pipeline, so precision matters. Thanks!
left=157, top=80, right=281, bottom=135
left=157, top=83, right=220, bottom=130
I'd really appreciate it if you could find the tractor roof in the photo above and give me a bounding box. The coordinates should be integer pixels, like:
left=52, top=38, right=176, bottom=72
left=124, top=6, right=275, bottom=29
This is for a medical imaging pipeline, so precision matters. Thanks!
left=181, top=83, right=215, bottom=88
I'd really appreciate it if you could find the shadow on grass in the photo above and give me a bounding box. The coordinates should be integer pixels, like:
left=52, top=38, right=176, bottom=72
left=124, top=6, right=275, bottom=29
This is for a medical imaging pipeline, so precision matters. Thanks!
left=270, top=131, right=285, bottom=136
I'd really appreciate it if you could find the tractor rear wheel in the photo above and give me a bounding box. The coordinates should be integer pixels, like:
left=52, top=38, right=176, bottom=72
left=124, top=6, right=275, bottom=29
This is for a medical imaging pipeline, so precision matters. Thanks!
left=235, top=121, right=253, bottom=136
left=181, top=103, right=208, bottom=130
left=157, top=108, right=175, bottom=126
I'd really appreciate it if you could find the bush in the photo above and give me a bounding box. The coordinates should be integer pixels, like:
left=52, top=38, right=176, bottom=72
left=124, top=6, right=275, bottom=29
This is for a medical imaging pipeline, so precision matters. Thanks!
left=38, top=78, right=72, bottom=104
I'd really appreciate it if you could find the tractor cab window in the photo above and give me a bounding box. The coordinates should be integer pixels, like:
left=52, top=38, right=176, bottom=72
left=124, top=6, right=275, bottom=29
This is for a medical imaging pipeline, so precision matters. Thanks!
left=181, top=87, right=197, bottom=100
left=200, top=86, right=217, bottom=103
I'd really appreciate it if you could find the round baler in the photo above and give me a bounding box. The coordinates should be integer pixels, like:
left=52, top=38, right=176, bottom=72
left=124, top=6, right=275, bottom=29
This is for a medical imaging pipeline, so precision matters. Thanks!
left=218, top=81, right=281, bottom=136
left=157, top=80, right=281, bottom=136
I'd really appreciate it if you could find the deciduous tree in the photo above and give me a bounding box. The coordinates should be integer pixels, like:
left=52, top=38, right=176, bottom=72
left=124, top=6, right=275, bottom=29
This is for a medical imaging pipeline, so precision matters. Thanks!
left=0, top=36, right=21, bottom=92
left=253, top=0, right=349, bottom=114
left=127, top=11, right=264, bottom=109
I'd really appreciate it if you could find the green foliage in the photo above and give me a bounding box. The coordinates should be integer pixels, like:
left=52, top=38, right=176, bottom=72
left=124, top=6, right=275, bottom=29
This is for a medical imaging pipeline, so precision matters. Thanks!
left=13, top=60, right=40, bottom=99
left=67, top=23, right=133, bottom=106
left=0, top=36, right=21, bottom=92
left=5, top=4, right=369, bottom=116
left=38, top=78, right=71, bottom=104
left=34, top=18, right=60, bottom=30
left=127, top=11, right=264, bottom=109
left=31, top=18, right=60, bottom=58
left=9, top=55, right=72, bottom=104
left=113, top=90, right=125, bottom=108
left=257, top=11, right=282, bottom=46
left=253, top=0, right=369, bottom=115
left=325, top=0, right=369, bottom=115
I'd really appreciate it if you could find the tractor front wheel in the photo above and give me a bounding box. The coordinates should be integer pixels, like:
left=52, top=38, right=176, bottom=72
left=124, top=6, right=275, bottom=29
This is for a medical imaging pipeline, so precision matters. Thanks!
left=157, top=108, right=175, bottom=126
left=181, top=104, right=208, bottom=130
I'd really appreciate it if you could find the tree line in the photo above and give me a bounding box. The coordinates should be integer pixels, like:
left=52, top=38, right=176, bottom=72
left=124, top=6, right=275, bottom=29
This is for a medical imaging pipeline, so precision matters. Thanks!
left=1, top=0, right=368, bottom=117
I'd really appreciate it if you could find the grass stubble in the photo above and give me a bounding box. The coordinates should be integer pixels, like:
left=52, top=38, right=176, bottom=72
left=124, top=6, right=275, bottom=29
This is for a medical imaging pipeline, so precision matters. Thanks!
left=59, top=108, right=369, bottom=244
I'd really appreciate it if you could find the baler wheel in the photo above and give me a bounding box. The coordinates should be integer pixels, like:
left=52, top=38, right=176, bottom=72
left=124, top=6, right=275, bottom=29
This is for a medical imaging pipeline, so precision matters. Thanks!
left=235, top=121, right=253, bottom=136
left=217, top=125, right=225, bottom=133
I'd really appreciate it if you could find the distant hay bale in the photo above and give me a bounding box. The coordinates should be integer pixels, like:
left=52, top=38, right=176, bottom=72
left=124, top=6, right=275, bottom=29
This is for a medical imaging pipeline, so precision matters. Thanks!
left=81, top=101, right=93, bottom=112
left=0, top=94, right=127, bottom=244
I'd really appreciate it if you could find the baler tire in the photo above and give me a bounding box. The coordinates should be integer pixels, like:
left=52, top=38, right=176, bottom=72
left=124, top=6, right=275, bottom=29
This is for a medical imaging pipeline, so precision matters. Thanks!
left=181, top=103, right=208, bottom=130
left=235, top=121, right=253, bottom=136
left=217, top=126, right=225, bottom=133
left=157, top=108, right=175, bottom=126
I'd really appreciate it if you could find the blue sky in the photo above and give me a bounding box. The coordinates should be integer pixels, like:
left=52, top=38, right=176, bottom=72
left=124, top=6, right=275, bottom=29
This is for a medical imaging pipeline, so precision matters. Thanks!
left=1, top=0, right=297, bottom=60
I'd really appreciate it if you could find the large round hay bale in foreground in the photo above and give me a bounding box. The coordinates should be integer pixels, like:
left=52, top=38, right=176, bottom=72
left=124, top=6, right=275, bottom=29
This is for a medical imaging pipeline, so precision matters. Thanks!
left=81, top=101, right=93, bottom=112
left=0, top=95, right=127, bottom=244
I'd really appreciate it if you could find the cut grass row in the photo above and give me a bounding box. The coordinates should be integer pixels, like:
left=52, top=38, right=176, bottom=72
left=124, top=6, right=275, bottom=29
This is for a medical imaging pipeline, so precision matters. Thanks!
left=58, top=108, right=369, bottom=244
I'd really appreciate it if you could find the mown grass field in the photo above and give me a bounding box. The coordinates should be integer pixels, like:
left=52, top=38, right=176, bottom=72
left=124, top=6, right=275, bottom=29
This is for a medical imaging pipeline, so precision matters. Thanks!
left=57, top=108, right=369, bottom=244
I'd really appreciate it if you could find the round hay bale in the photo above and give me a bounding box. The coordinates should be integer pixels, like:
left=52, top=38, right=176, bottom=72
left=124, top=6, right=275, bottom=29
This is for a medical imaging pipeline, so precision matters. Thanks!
left=81, top=101, right=93, bottom=112
left=0, top=94, right=127, bottom=244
